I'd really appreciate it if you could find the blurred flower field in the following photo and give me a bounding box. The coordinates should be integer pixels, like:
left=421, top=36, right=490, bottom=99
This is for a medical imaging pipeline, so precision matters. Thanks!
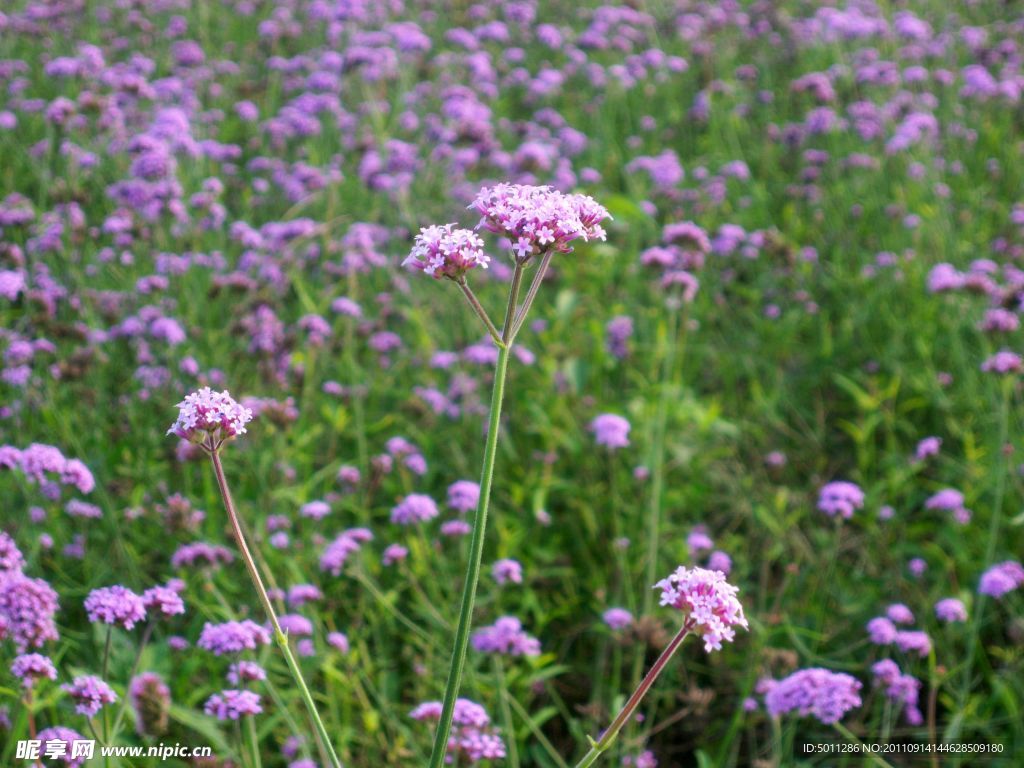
left=1, top=0, right=1023, bottom=766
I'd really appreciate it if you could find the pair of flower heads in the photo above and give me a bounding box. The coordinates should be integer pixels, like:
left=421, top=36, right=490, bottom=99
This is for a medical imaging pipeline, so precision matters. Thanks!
left=403, top=183, right=612, bottom=279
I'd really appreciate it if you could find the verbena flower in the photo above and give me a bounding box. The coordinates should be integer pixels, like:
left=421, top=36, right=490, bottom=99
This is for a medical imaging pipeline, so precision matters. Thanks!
left=62, top=675, right=118, bottom=716
left=764, top=668, right=862, bottom=724
left=11, top=653, right=57, bottom=688
left=654, top=566, right=748, bottom=651
left=204, top=689, right=262, bottom=720
left=391, top=493, right=439, bottom=525
left=817, top=481, right=864, bottom=519
left=978, top=560, right=1024, bottom=598
left=491, top=559, right=523, bottom=585
left=404, top=224, right=488, bottom=279
left=130, top=672, right=171, bottom=737
left=38, top=727, right=87, bottom=767
left=0, top=531, right=25, bottom=575
left=167, top=387, right=253, bottom=449
left=934, top=598, right=967, bottom=623
left=84, top=585, right=147, bottom=630
left=602, top=607, right=633, bottom=631
left=447, top=480, right=480, bottom=513
left=885, top=604, right=914, bottom=625
left=410, top=698, right=506, bottom=764
left=0, top=573, right=60, bottom=650
left=590, top=413, right=631, bottom=449
left=228, top=661, right=267, bottom=684
left=142, top=585, right=185, bottom=617
left=871, top=660, right=922, bottom=725
left=470, top=183, right=610, bottom=262
left=471, top=616, right=541, bottom=656
left=197, top=620, right=272, bottom=655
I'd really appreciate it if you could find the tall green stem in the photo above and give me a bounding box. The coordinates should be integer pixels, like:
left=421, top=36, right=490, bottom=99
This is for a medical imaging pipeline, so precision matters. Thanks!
left=952, top=377, right=1012, bottom=740
left=210, top=450, right=343, bottom=768
left=427, top=341, right=513, bottom=768
left=574, top=622, right=693, bottom=768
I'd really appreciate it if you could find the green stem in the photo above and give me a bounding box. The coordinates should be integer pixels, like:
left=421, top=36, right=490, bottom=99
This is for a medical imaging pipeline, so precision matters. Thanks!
left=457, top=277, right=505, bottom=348
left=574, top=622, right=692, bottom=768
left=427, top=341, right=513, bottom=768
left=209, top=450, right=343, bottom=768
left=954, top=377, right=1012, bottom=736
left=494, top=656, right=520, bottom=768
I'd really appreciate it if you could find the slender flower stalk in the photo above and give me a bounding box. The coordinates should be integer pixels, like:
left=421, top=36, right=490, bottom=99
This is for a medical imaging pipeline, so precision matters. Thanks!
left=574, top=621, right=694, bottom=768
left=413, top=184, right=610, bottom=768
left=168, top=388, right=342, bottom=768
left=576, top=567, right=747, bottom=767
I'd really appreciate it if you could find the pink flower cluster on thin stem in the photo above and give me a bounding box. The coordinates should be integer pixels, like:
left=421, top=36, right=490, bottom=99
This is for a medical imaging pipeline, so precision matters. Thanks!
left=403, top=224, right=488, bottom=279
left=654, top=566, right=748, bottom=651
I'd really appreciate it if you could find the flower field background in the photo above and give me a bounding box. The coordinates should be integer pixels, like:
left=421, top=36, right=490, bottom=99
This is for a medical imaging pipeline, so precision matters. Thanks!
left=1, top=0, right=1023, bottom=766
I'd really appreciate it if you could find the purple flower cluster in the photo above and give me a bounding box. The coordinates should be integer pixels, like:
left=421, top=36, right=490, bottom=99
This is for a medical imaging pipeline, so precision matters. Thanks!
left=410, top=698, right=506, bottom=764
left=471, top=616, right=541, bottom=657
left=167, top=387, right=253, bottom=447
left=470, top=183, right=610, bottom=262
left=925, top=488, right=971, bottom=524
left=590, top=413, right=631, bottom=449
left=204, top=689, right=263, bottom=720
left=319, top=528, right=373, bottom=575
left=934, top=598, right=968, bottom=623
left=11, top=653, right=57, bottom=688
left=0, top=443, right=95, bottom=494
left=979, top=560, right=1024, bottom=598
left=764, top=668, right=862, bottom=724
left=0, top=572, right=60, bottom=650
left=491, top=558, right=523, bottom=585
left=871, top=660, right=922, bottom=725
left=404, top=224, right=488, bottom=279
left=197, top=620, right=272, bottom=655
left=391, top=493, right=439, bottom=525
left=654, top=566, right=747, bottom=651
left=62, top=675, right=119, bottom=717
left=84, top=585, right=147, bottom=630
left=817, top=481, right=865, bottom=519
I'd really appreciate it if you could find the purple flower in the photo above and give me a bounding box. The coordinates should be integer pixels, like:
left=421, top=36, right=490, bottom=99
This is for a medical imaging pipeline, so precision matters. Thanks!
left=894, top=631, right=932, bottom=657
left=227, top=661, right=267, bottom=685
left=472, top=616, right=541, bottom=656
left=935, top=598, right=968, bottom=623
left=327, top=632, right=350, bottom=653
left=85, top=586, right=147, bottom=630
left=764, top=668, right=862, bottom=724
left=925, top=488, right=971, bottom=524
left=470, top=183, right=610, bottom=262
left=590, top=413, right=631, bottom=449
left=300, top=500, right=331, bottom=520
left=606, top=316, right=633, bottom=359
left=167, top=387, right=253, bottom=448
left=204, top=689, right=262, bottom=720
left=62, top=675, right=118, bottom=716
left=130, top=672, right=171, bottom=737
left=391, top=493, right=439, bottom=525
left=867, top=617, right=898, bottom=645
left=978, top=560, right=1024, bottom=598
left=886, top=604, right=914, bottom=625
left=447, top=480, right=481, bottom=513
left=38, top=727, right=87, bottom=767
left=654, top=566, right=748, bottom=652
left=320, top=528, right=373, bottom=575
left=0, top=531, right=25, bottom=575
left=0, top=573, right=60, bottom=650
left=197, top=620, right=272, bottom=655
left=11, top=653, right=57, bottom=688
left=171, top=542, right=234, bottom=568
left=981, top=350, right=1022, bottom=374
left=382, top=544, right=409, bottom=566
left=404, top=224, right=489, bottom=279
left=602, top=607, right=633, bottom=631
left=817, top=481, right=864, bottom=519
left=411, top=698, right=506, bottom=764
left=142, top=585, right=185, bottom=618
left=491, top=558, right=523, bottom=585
left=871, top=660, right=922, bottom=725
left=914, top=436, right=942, bottom=461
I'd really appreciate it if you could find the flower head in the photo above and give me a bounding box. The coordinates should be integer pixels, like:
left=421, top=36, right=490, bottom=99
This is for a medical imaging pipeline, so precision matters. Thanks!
left=390, top=493, right=439, bottom=525
left=817, top=481, right=864, bottom=519
left=130, top=672, right=171, bottom=737
left=11, top=653, right=57, bottom=688
left=38, top=727, right=87, bottom=767
left=404, top=224, right=488, bottom=279
left=167, top=387, right=253, bottom=449
left=0, top=573, right=60, bottom=650
left=764, top=668, right=862, bottom=724
left=978, top=560, right=1024, bottom=598
left=411, top=698, right=506, bottom=764
left=935, top=598, right=967, bottom=623
left=472, top=616, right=541, bottom=657
left=590, top=413, right=631, bottom=449
left=62, top=675, right=118, bottom=716
left=654, top=566, right=747, bottom=651
left=470, top=183, right=610, bottom=262
left=85, top=585, right=147, bottom=630
left=204, top=689, right=262, bottom=720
